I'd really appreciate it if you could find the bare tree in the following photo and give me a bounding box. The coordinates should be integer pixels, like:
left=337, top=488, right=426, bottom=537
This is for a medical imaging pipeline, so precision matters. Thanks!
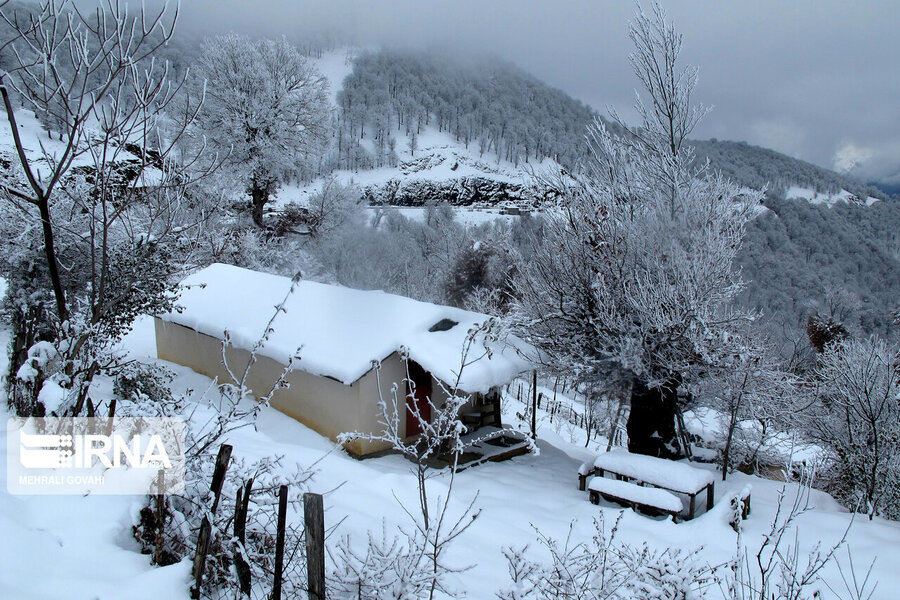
left=340, top=319, right=532, bottom=599
left=801, top=336, right=900, bottom=519
left=0, top=0, right=211, bottom=415
left=700, top=333, right=797, bottom=480
left=512, top=2, right=761, bottom=457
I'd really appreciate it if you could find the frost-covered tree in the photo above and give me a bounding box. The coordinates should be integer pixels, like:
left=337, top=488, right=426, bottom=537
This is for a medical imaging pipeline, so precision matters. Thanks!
left=802, top=336, right=900, bottom=519
left=0, top=0, right=209, bottom=416
left=444, top=239, right=515, bottom=311
left=698, top=334, right=796, bottom=480
left=190, top=33, right=330, bottom=227
left=512, top=3, right=760, bottom=457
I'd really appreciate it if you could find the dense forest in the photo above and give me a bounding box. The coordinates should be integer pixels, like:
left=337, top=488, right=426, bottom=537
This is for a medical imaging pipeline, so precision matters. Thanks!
left=333, top=49, right=893, bottom=203
left=738, top=197, right=900, bottom=344
left=333, top=49, right=597, bottom=171
left=692, top=139, right=889, bottom=202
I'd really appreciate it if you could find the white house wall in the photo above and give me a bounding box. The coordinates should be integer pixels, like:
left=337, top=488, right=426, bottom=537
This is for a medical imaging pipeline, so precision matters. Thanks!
left=155, top=319, right=456, bottom=456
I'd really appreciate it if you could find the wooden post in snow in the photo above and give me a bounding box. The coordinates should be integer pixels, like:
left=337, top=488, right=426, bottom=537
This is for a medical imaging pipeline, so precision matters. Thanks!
left=233, top=478, right=254, bottom=597
left=272, top=485, right=289, bottom=600
left=531, top=371, right=537, bottom=439
left=304, top=492, right=326, bottom=600
left=153, top=469, right=166, bottom=566
left=105, top=398, right=117, bottom=437
left=191, top=443, right=232, bottom=599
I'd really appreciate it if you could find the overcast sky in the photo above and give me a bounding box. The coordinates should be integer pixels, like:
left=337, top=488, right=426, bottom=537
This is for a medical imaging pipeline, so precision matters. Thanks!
left=174, top=0, right=900, bottom=184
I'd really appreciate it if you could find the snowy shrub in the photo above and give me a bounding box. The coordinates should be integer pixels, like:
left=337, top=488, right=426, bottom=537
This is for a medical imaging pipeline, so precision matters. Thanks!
left=113, top=363, right=178, bottom=415
left=131, top=371, right=317, bottom=598
left=726, top=484, right=848, bottom=600
left=497, top=515, right=712, bottom=600
left=328, top=523, right=436, bottom=600
left=444, top=239, right=516, bottom=312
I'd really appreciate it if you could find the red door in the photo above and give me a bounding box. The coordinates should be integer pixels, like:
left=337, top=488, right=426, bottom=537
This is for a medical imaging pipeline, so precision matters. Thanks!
left=406, top=361, right=432, bottom=437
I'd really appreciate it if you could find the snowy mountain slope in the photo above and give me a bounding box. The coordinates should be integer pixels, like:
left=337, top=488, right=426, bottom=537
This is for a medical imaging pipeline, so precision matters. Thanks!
left=313, top=48, right=891, bottom=210
left=274, top=123, right=554, bottom=211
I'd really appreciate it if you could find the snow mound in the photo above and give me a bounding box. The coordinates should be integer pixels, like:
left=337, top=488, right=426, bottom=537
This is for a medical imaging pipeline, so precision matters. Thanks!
left=162, top=264, right=533, bottom=392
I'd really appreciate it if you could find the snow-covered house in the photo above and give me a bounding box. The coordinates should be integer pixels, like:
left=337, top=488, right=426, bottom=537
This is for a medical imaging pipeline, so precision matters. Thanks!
left=155, top=264, right=533, bottom=456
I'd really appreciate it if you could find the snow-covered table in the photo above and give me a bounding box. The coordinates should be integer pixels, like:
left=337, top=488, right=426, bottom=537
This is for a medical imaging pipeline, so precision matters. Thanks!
left=578, top=449, right=716, bottom=520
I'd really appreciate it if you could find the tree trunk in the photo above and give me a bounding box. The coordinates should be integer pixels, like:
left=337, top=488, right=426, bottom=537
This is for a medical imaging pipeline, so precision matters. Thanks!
left=626, top=378, right=680, bottom=458
left=250, top=184, right=268, bottom=228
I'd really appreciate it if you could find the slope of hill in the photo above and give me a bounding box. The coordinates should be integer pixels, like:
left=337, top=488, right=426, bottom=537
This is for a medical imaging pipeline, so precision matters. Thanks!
left=738, top=197, right=900, bottom=339
left=691, top=139, right=890, bottom=204
left=332, top=49, right=596, bottom=174
left=307, top=48, right=899, bottom=342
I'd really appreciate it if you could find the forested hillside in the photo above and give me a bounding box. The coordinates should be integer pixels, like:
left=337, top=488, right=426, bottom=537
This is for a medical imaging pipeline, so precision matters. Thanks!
left=691, top=139, right=889, bottom=202
left=738, top=197, right=900, bottom=340
left=333, top=49, right=596, bottom=171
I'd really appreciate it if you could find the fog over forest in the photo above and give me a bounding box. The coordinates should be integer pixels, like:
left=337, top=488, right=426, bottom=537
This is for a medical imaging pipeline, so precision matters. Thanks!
left=167, top=0, right=900, bottom=187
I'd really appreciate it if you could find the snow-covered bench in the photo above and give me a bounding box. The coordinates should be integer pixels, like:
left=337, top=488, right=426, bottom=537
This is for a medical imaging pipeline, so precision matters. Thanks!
left=578, top=449, right=716, bottom=520
left=587, top=477, right=683, bottom=521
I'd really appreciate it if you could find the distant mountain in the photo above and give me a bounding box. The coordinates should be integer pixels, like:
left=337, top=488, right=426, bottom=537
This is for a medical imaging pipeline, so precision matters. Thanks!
left=690, top=139, right=890, bottom=204
left=738, top=197, right=900, bottom=342
left=869, top=180, right=900, bottom=198
left=329, top=48, right=890, bottom=206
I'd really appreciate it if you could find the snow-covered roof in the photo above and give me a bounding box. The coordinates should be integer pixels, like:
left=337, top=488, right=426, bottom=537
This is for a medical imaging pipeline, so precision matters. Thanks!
left=161, top=264, right=533, bottom=392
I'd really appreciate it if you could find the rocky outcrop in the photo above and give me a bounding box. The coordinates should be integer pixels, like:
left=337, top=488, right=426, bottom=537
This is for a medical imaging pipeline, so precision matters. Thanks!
left=362, top=176, right=553, bottom=208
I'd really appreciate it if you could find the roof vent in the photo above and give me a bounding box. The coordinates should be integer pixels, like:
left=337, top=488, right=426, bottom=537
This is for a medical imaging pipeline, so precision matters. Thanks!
left=429, top=318, right=458, bottom=332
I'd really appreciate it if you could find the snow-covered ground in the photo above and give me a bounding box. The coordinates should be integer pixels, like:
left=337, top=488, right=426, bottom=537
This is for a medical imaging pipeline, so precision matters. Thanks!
left=2, top=314, right=898, bottom=599
left=783, top=185, right=877, bottom=207
left=272, top=123, right=550, bottom=207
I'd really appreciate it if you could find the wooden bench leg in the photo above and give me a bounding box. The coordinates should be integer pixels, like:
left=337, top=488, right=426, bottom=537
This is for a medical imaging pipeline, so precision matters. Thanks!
left=589, top=490, right=599, bottom=505
left=688, top=493, right=696, bottom=520
left=579, top=473, right=587, bottom=491
left=707, top=482, right=715, bottom=511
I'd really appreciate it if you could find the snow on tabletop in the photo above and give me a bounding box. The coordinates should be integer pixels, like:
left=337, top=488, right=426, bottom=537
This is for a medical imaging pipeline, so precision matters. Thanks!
left=162, top=264, right=532, bottom=392
left=588, top=476, right=683, bottom=513
left=592, top=448, right=715, bottom=494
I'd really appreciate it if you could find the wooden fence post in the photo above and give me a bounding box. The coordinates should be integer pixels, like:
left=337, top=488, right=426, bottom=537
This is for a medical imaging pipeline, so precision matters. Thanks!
left=153, top=469, right=166, bottom=566
left=272, top=485, right=289, bottom=600
left=233, top=478, right=254, bottom=597
left=531, top=371, right=538, bottom=439
left=304, top=492, right=326, bottom=600
left=191, top=443, right=233, bottom=599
